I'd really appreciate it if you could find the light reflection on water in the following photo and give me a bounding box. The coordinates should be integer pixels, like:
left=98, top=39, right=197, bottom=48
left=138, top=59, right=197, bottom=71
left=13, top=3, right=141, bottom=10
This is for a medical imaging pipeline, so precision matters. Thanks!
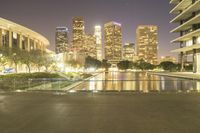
left=73, top=72, right=200, bottom=93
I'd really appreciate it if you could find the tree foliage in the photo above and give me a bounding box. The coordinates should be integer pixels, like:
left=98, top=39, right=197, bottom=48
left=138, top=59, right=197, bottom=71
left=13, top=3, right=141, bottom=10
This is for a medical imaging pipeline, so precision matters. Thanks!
left=84, top=56, right=102, bottom=69
left=159, top=61, right=180, bottom=72
left=117, top=60, right=133, bottom=70
left=134, top=59, right=155, bottom=70
left=0, top=46, right=55, bottom=73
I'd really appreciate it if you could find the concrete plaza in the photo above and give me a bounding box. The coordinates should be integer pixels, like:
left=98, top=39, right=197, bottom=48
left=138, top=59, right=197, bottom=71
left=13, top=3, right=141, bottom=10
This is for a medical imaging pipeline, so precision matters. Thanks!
left=0, top=92, right=200, bottom=133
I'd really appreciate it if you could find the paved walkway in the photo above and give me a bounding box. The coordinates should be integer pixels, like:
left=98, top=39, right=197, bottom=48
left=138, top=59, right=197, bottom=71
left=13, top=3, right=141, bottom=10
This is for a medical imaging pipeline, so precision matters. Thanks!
left=1, top=92, right=200, bottom=133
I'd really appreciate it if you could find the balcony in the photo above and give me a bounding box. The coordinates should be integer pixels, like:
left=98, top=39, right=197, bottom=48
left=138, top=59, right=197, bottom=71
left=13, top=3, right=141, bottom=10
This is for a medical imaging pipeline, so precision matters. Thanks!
left=170, top=0, right=192, bottom=14
left=170, top=0, right=181, bottom=4
left=171, top=43, right=200, bottom=53
left=171, top=28, right=200, bottom=43
left=170, top=0, right=200, bottom=23
left=171, top=13, right=200, bottom=33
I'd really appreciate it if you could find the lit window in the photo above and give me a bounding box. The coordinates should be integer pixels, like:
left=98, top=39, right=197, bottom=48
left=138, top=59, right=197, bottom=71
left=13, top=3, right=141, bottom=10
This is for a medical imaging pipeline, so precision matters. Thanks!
left=197, top=36, right=200, bottom=44
left=13, top=32, right=17, bottom=39
left=186, top=40, right=193, bottom=47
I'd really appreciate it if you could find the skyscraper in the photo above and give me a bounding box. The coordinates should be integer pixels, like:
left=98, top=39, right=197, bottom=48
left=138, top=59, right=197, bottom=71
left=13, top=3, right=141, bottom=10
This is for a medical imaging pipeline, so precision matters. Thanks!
left=104, top=21, right=122, bottom=64
left=94, top=25, right=103, bottom=60
left=136, top=25, right=158, bottom=65
left=72, top=17, right=85, bottom=52
left=123, top=43, right=138, bottom=62
left=83, top=34, right=97, bottom=58
left=170, top=0, right=200, bottom=73
left=55, top=27, right=69, bottom=54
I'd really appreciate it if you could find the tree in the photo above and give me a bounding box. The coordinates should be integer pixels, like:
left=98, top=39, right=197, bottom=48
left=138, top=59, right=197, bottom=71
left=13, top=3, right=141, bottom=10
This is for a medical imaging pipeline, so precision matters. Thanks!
left=6, top=47, right=21, bottom=73
left=135, top=59, right=155, bottom=70
left=40, top=52, right=55, bottom=72
left=31, top=50, right=44, bottom=72
left=84, top=56, right=101, bottom=69
left=20, top=50, right=35, bottom=73
left=159, top=61, right=179, bottom=72
left=0, top=55, right=8, bottom=70
left=101, top=59, right=111, bottom=71
left=117, top=60, right=133, bottom=70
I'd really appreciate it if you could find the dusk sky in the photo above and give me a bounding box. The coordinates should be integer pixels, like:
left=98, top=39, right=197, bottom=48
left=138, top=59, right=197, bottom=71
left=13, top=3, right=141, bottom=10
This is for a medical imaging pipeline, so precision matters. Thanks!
left=0, top=0, right=178, bottom=58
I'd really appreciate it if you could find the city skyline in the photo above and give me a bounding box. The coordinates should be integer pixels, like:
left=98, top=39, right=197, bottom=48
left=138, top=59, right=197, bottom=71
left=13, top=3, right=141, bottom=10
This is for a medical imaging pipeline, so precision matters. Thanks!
left=0, top=0, right=177, bottom=58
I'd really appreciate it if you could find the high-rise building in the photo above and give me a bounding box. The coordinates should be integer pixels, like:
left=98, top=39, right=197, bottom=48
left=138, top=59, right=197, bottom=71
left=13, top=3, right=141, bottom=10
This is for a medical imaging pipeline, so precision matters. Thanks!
left=123, top=43, right=138, bottom=62
left=55, top=27, right=69, bottom=54
left=72, top=17, right=85, bottom=52
left=83, top=34, right=97, bottom=58
left=136, top=25, right=158, bottom=65
left=170, top=0, right=200, bottom=73
left=94, top=25, right=103, bottom=60
left=104, top=21, right=122, bottom=64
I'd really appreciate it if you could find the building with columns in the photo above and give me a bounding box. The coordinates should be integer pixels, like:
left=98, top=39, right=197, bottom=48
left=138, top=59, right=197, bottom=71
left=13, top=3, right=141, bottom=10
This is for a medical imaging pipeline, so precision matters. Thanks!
left=0, top=18, right=49, bottom=52
left=170, top=0, right=200, bottom=73
left=0, top=18, right=50, bottom=72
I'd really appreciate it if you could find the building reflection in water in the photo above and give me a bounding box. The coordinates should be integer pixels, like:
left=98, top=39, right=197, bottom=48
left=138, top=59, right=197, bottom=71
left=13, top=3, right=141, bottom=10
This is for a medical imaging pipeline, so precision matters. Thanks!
left=84, top=72, right=199, bottom=93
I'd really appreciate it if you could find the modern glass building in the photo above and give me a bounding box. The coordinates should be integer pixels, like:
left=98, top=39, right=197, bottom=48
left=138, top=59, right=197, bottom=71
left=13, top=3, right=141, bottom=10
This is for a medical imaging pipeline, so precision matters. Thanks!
left=104, top=21, right=122, bottom=64
left=94, top=25, right=103, bottom=60
left=83, top=34, right=97, bottom=58
left=0, top=17, right=49, bottom=51
left=55, top=27, right=69, bottom=54
left=72, top=17, right=85, bottom=52
left=170, top=0, right=200, bottom=73
left=136, top=25, right=158, bottom=65
left=123, top=43, right=138, bottom=62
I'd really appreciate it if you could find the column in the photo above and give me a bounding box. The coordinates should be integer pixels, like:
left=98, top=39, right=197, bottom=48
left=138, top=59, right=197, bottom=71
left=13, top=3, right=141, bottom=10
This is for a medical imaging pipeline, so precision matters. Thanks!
left=19, top=34, right=22, bottom=49
left=193, top=49, right=197, bottom=73
left=34, top=40, right=37, bottom=50
left=9, top=30, right=12, bottom=48
left=180, top=52, right=185, bottom=72
left=0, top=29, right=2, bottom=47
left=27, top=37, right=30, bottom=52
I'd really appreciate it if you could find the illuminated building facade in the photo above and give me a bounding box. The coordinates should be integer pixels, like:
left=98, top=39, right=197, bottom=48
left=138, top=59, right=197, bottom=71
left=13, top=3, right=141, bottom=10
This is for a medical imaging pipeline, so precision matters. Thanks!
left=170, top=0, right=200, bottom=73
left=104, top=21, right=122, bottom=64
left=0, top=17, right=49, bottom=72
left=94, top=25, right=103, bottom=60
left=83, top=34, right=97, bottom=58
left=72, top=17, right=85, bottom=52
left=123, top=43, right=138, bottom=62
left=55, top=27, right=69, bottom=54
left=160, top=56, right=177, bottom=63
left=136, top=25, right=158, bottom=65
left=0, top=17, right=49, bottom=51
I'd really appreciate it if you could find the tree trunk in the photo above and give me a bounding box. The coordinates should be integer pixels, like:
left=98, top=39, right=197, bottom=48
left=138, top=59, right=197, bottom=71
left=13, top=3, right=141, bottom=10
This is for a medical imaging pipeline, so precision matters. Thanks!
left=15, top=64, right=18, bottom=73
left=27, top=64, right=31, bottom=73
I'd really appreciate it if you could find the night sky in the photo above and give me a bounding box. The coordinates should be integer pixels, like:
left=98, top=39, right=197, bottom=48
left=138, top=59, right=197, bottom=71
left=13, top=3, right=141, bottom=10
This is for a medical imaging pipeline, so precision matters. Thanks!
left=0, top=0, right=178, bottom=58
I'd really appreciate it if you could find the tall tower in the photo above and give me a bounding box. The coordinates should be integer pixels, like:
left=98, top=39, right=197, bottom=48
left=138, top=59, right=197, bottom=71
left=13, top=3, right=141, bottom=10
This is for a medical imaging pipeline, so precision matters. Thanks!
left=72, top=17, right=85, bottom=52
left=94, top=25, right=103, bottom=60
left=84, top=34, right=97, bottom=58
left=55, top=27, right=69, bottom=54
left=104, top=21, right=122, bottom=64
left=136, top=25, right=158, bottom=65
